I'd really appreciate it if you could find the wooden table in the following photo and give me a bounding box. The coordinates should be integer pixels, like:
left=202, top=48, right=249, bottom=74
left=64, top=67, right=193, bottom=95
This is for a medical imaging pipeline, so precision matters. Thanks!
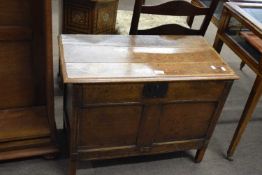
left=190, top=0, right=262, bottom=27
left=213, top=2, right=262, bottom=159
left=60, top=35, right=238, bottom=175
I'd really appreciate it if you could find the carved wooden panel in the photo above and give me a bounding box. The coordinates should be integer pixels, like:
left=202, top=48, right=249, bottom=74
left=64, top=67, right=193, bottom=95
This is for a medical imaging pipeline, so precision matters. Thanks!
left=64, top=5, right=91, bottom=33
left=63, top=0, right=119, bottom=34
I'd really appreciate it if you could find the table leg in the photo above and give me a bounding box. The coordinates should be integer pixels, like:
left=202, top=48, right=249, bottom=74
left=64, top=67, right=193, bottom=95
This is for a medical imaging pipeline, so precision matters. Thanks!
left=69, top=158, right=77, bottom=175
left=213, top=35, right=224, bottom=53
left=227, top=76, right=262, bottom=159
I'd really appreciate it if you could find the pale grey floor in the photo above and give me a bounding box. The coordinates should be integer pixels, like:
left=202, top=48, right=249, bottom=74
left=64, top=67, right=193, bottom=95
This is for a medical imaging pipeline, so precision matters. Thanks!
left=0, top=0, right=262, bottom=175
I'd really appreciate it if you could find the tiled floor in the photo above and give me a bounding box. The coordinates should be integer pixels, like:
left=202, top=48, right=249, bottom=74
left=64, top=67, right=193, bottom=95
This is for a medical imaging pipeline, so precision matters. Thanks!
left=0, top=0, right=261, bottom=175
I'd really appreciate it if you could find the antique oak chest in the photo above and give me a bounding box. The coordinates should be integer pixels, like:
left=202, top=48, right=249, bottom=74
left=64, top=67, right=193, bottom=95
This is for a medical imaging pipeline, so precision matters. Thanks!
left=59, top=35, right=238, bottom=175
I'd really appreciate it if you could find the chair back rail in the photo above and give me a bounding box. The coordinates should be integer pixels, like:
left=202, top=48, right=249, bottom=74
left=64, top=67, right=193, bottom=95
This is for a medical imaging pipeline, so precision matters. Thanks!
left=142, top=1, right=209, bottom=16
left=130, top=0, right=220, bottom=36
left=137, top=24, right=201, bottom=35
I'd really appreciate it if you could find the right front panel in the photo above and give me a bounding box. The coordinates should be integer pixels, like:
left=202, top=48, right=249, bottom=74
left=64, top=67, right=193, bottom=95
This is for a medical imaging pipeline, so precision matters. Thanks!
left=154, top=81, right=225, bottom=144
left=156, top=102, right=217, bottom=142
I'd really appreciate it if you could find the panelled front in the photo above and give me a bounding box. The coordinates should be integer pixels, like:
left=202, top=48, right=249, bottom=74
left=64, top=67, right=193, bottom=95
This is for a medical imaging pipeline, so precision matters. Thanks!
left=72, top=80, right=227, bottom=158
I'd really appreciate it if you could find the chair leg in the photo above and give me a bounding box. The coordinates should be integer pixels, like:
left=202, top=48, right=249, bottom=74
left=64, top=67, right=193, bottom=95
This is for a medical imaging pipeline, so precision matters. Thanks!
left=240, top=61, right=246, bottom=70
left=69, top=158, right=77, bottom=175
left=227, top=76, right=262, bottom=159
left=187, top=16, right=195, bottom=28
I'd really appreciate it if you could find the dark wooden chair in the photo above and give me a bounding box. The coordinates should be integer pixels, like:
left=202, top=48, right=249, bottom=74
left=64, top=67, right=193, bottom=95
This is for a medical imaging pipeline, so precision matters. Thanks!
left=129, top=0, right=220, bottom=35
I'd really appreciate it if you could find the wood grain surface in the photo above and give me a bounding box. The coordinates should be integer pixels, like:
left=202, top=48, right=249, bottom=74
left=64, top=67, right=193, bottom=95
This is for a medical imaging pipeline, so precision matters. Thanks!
left=60, top=35, right=238, bottom=83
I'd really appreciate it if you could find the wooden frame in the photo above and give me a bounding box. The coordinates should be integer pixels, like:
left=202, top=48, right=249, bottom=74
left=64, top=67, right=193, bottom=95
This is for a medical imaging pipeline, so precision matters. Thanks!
left=213, top=2, right=262, bottom=159
left=190, top=0, right=262, bottom=27
left=0, top=0, right=58, bottom=160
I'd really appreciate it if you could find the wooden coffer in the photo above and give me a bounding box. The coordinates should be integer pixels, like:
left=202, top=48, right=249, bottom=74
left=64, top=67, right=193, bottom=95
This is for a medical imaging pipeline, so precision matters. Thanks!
left=63, top=0, right=119, bottom=34
left=0, top=0, right=58, bottom=160
left=65, top=80, right=232, bottom=160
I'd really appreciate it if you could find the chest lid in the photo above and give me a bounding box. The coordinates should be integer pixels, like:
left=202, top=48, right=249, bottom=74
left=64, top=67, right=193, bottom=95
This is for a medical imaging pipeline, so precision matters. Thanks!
left=60, top=35, right=238, bottom=83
